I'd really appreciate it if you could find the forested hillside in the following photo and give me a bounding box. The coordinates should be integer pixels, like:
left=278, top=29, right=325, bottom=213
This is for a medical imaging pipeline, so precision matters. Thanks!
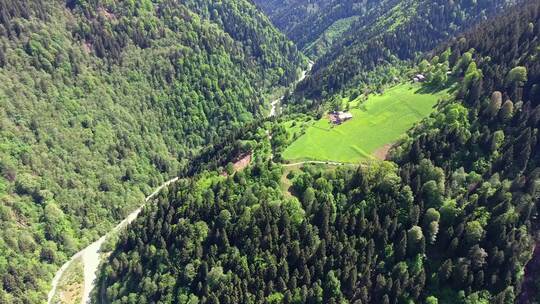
left=290, top=0, right=514, bottom=105
left=99, top=1, right=540, bottom=303
left=252, top=0, right=380, bottom=58
left=0, top=0, right=303, bottom=302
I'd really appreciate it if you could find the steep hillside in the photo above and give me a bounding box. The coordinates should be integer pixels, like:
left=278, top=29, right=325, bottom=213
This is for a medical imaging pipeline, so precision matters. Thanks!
left=98, top=1, right=540, bottom=303
left=252, top=0, right=381, bottom=57
left=0, top=0, right=303, bottom=302
left=290, top=0, right=514, bottom=105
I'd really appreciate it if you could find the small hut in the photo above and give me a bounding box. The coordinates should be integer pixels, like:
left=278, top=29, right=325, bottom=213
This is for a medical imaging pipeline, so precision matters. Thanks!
left=329, top=111, right=353, bottom=125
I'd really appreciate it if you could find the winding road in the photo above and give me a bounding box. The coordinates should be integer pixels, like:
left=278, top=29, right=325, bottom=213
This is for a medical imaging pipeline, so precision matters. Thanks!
left=47, top=177, right=179, bottom=304
left=48, top=60, right=314, bottom=304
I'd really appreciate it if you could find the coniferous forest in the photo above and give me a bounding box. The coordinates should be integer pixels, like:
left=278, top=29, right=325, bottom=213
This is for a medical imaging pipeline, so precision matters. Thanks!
left=1, top=0, right=540, bottom=304
left=0, top=0, right=303, bottom=302
left=283, top=0, right=515, bottom=104
left=98, top=1, right=540, bottom=303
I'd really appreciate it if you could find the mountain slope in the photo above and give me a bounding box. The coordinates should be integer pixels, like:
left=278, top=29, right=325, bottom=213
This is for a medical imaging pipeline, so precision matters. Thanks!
left=290, top=0, right=515, bottom=103
left=252, top=0, right=381, bottom=57
left=98, top=0, right=540, bottom=303
left=0, top=0, right=303, bottom=302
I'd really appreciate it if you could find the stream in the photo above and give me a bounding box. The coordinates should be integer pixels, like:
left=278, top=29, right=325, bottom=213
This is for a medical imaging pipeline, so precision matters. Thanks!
left=269, top=60, right=313, bottom=117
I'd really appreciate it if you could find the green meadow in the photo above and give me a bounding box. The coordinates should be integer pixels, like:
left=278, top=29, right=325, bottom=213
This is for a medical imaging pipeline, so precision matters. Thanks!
left=282, top=83, right=449, bottom=163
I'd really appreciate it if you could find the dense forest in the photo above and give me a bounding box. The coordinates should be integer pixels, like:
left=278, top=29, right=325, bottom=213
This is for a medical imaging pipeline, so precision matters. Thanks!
left=3, top=0, right=540, bottom=303
left=98, top=1, right=540, bottom=303
left=0, top=0, right=304, bottom=302
left=252, top=0, right=380, bottom=57
left=288, top=0, right=515, bottom=107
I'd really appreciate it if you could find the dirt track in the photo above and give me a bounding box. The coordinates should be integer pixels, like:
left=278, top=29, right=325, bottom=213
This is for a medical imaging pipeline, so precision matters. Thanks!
left=47, top=177, right=179, bottom=304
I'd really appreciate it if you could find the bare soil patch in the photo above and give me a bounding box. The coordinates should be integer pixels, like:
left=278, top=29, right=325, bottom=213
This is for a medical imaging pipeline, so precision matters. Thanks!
left=373, top=144, right=393, bottom=160
left=233, top=153, right=252, bottom=172
left=52, top=257, right=83, bottom=304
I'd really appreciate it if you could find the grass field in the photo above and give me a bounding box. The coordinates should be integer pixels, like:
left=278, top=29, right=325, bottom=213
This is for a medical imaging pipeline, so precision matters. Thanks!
left=282, top=83, right=448, bottom=163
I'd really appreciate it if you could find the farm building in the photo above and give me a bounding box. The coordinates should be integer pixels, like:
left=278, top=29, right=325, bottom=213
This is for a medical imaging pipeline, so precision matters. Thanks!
left=329, top=111, right=353, bottom=124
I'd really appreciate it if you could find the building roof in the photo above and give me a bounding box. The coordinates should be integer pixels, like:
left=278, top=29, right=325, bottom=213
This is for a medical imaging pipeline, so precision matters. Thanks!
left=338, top=112, right=353, bottom=119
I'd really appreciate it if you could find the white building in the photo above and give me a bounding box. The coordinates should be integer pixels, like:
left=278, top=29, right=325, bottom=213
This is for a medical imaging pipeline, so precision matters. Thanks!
left=338, top=111, right=353, bottom=121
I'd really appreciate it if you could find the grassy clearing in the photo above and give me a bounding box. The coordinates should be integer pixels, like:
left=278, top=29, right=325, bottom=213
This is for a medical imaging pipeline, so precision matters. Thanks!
left=280, top=165, right=298, bottom=198
left=281, top=114, right=315, bottom=141
left=51, top=257, right=84, bottom=304
left=282, top=83, right=449, bottom=163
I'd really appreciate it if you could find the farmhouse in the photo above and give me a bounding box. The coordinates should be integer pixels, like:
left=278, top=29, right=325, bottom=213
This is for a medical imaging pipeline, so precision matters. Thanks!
left=329, top=111, right=353, bottom=125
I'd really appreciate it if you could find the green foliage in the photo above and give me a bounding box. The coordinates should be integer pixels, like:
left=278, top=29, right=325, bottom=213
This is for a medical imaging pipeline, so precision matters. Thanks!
left=304, top=16, right=360, bottom=58
left=324, top=270, right=344, bottom=300
left=465, top=221, right=485, bottom=245
left=424, top=208, right=440, bottom=223
left=267, top=292, right=284, bottom=303
left=253, top=0, right=379, bottom=51
left=283, top=84, right=449, bottom=162
left=283, top=197, right=306, bottom=225
left=0, top=0, right=303, bottom=302
left=101, top=160, right=430, bottom=303
left=407, top=226, right=425, bottom=254
left=491, top=130, right=505, bottom=152
left=4, top=0, right=540, bottom=303
left=506, top=66, right=528, bottom=86
left=288, top=0, right=511, bottom=101
left=426, top=296, right=438, bottom=304
left=462, top=291, right=491, bottom=304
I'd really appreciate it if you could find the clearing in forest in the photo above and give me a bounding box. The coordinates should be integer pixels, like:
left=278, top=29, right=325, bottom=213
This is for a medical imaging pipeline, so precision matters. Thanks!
left=282, top=83, right=449, bottom=163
